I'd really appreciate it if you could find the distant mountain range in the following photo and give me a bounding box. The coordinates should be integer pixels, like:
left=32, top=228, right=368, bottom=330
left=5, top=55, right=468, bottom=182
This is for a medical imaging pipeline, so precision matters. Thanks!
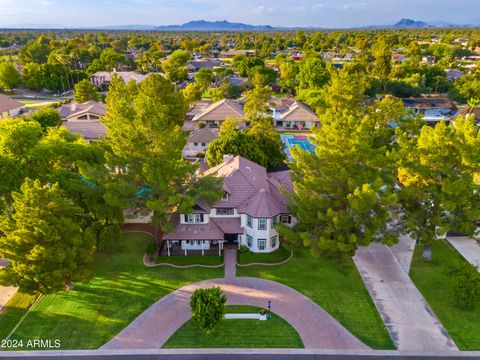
left=2, top=19, right=480, bottom=31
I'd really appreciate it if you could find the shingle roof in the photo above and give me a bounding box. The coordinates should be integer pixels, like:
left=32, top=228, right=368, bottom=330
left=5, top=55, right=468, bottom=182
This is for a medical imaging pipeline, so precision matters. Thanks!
left=91, top=71, right=151, bottom=84
left=280, top=101, right=319, bottom=122
left=192, top=99, right=244, bottom=122
left=59, top=101, right=106, bottom=120
left=62, top=121, right=107, bottom=140
left=163, top=214, right=225, bottom=240
left=0, top=94, right=24, bottom=115
left=402, top=97, right=455, bottom=110
left=187, top=128, right=219, bottom=143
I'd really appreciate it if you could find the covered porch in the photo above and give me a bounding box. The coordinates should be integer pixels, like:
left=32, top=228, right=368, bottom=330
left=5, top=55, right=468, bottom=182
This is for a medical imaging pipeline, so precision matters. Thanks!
left=161, top=240, right=225, bottom=256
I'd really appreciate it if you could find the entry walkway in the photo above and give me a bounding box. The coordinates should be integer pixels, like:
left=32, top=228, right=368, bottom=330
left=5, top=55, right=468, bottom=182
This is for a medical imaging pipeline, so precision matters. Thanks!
left=447, top=236, right=480, bottom=270
left=224, top=247, right=237, bottom=280
left=354, top=242, right=457, bottom=352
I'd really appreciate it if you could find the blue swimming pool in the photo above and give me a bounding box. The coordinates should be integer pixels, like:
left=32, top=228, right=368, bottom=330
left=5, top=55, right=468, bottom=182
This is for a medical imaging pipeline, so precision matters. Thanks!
left=280, top=134, right=315, bottom=158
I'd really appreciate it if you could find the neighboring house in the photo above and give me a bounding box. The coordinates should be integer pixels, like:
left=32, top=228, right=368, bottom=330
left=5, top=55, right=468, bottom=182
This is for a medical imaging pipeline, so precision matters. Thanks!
left=192, top=99, right=245, bottom=129
left=455, top=107, right=480, bottom=126
left=219, top=49, right=256, bottom=58
left=445, top=68, right=463, bottom=82
left=90, top=71, right=152, bottom=87
left=0, top=94, right=25, bottom=119
left=183, top=100, right=212, bottom=131
left=60, top=101, right=107, bottom=141
left=183, top=127, right=219, bottom=159
left=402, top=96, right=457, bottom=126
left=162, top=155, right=295, bottom=255
left=187, top=60, right=222, bottom=73
left=270, top=98, right=320, bottom=130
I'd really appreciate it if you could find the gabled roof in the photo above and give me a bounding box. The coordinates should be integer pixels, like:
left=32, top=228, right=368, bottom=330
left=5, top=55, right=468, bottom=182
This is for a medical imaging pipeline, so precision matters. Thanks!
left=60, top=101, right=106, bottom=120
left=192, top=99, right=244, bottom=122
left=238, top=188, right=286, bottom=218
left=280, top=101, right=319, bottom=122
left=187, top=127, right=219, bottom=143
left=0, top=94, right=24, bottom=114
left=91, top=71, right=151, bottom=84
left=62, top=121, right=106, bottom=140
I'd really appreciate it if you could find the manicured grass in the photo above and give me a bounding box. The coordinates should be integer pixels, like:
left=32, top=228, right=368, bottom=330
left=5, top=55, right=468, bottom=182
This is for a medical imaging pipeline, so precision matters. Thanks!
left=163, top=305, right=303, bottom=348
left=237, top=250, right=395, bottom=350
left=238, top=246, right=291, bottom=265
left=0, top=291, right=39, bottom=339
left=156, top=255, right=223, bottom=266
left=4, top=233, right=224, bottom=350
left=409, top=240, right=480, bottom=350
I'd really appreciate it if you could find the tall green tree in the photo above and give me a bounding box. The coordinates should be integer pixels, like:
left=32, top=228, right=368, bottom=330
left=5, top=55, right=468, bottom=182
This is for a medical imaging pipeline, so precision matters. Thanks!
left=74, top=79, right=99, bottom=103
left=102, top=74, right=221, bottom=241
left=195, top=68, right=214, bottom=90
left=0, top=62, right=21, bottom=91
left=296, top=57, right=329, bottom=90
left=0, top=179, right=96, bottom=294
left=394, top=116, right=480, bottom=259
left=279, top=62, right=297, bottom=93
left=162, top=50, right=190, bottom=82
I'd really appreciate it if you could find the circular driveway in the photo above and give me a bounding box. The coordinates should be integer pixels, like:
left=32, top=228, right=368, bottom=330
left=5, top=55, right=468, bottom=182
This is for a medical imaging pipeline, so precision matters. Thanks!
left=102, top=277, right=368, bottom=350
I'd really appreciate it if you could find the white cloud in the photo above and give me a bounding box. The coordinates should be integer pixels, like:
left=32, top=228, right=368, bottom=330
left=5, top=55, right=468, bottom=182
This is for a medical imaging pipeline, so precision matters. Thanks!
left=253, top=5, right=275, bottom=15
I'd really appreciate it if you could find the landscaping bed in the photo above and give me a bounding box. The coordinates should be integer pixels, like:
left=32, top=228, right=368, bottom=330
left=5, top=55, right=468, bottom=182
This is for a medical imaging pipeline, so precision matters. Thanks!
left=237, top=250, right=395, bottom=350
left=237, top=246, right=291, bottom=265
left=2, top=233, right=224, bottom=350
left=409, top=240, right=480, bottom=350
left=155, top=255, right=224, bottom=267
left=163, top=305, right=304, bottom=348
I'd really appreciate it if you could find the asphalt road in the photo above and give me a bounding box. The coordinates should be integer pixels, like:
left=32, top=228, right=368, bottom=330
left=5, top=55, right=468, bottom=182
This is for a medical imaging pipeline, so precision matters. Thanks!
left=1, top=355, right=480, bottom=360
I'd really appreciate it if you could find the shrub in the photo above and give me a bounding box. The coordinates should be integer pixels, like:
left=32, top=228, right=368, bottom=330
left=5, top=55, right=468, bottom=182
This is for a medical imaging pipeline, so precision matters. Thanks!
left=239, top=245, right=249, bottom=253
left=146, top=242, right=158, bottom=256
left=190, top=287, right=227, bottom=332
left=445, top=261, right=480, bottom=309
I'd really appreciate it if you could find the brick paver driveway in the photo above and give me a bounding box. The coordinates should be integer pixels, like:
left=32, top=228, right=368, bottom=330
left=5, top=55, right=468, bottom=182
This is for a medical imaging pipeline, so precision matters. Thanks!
left=102, top=249, right=368, bottom=350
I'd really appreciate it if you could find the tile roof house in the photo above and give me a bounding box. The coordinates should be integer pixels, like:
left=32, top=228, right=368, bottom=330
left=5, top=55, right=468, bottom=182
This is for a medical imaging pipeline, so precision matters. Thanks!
left=270, top=97, right=320, bottom=130
left=187, top=60, right=222, bottom=73
left=183, top=127, right=219, bottom=159
left=162, top=155, right=295, bottom=256
left=455, top=107, right=480, bottom=125
left=90, top=71, right=159, bottom=87
left=402, top=96, right=457, bottom=126
left=0, top=94, right=25, bottom=119
left=192, top=99, right=245, bottom=129
left=59, top=101, right=107, bottom=141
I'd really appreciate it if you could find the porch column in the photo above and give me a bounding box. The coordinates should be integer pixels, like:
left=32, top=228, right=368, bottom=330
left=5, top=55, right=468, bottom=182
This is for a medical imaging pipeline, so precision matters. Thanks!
left=184, top=241, right=187, bottom=256
left=167, top=241, right=170, bottom=256
left=238, top=234, right=240, bottom=249
left=218, top=241, right=221, bottom=256
left=201, top=241, right=204, bottom=256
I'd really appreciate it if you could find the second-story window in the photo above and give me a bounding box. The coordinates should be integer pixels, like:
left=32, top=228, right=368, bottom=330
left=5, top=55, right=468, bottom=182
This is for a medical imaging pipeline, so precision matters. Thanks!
left=258, top=218, right=267, bottom=230
left=247, top=215, right=253, bottom=228
left=216, top=208, right=234, bottom=216
left=221, top=192, right=229, bottom=201
left=195, top=214, right=204, bottom=223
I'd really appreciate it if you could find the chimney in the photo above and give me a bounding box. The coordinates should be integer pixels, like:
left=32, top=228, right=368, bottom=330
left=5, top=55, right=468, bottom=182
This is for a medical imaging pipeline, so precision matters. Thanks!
left=223, top=154, right=234, bottom=163
left=70, top=103, right=77, bottom=112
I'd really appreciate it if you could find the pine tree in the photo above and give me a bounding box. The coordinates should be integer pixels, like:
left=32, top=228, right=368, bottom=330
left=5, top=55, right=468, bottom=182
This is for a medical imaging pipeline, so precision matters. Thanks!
left=0, top=179, right=96, bottom=294
left=394, top=116, right=480, bottom=259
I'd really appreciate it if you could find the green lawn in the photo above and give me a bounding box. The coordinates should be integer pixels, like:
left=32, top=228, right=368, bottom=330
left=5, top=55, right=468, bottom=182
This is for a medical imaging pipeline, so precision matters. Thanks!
left=156, top=255, right=223, bottom=266
left=237, top=250, right=395, bottom=350
left=3, top=233, right=224, bottom=350
left=0, top=291, right=39, bottom=339
left=238, top=246, right=291, bottom=265
left=409, top=240, right=480, bottom=350
left=163, top=305, right=303, bottom=348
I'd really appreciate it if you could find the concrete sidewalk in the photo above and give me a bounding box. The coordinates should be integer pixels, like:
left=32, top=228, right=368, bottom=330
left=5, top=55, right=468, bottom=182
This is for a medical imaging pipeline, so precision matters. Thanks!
left=447, top=237, right=480, bottom=270
left=354, top=243, right=457, bottom=352
left=0, top=259, right=17, bottom=311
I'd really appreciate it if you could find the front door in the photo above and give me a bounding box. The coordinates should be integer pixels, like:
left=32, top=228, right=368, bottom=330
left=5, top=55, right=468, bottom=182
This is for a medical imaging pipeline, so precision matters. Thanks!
left=224, top=233, right=238, bottom=245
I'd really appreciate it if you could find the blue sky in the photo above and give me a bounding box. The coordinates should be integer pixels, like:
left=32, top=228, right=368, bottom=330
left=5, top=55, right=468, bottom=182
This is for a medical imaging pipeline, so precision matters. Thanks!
left=0, top=0, right=479, bottom=28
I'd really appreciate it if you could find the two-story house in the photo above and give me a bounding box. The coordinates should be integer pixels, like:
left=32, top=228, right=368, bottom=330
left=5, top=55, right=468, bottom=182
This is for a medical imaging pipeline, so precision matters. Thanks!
left=162, top=156, right=295, bottom=256
left=183, top=127, right=219, bottom=159
left=270, top=97, right=320, bottom=130
left=59, top=101, right=107, bottom=142
left=192, top=99, right=245, bottom=129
